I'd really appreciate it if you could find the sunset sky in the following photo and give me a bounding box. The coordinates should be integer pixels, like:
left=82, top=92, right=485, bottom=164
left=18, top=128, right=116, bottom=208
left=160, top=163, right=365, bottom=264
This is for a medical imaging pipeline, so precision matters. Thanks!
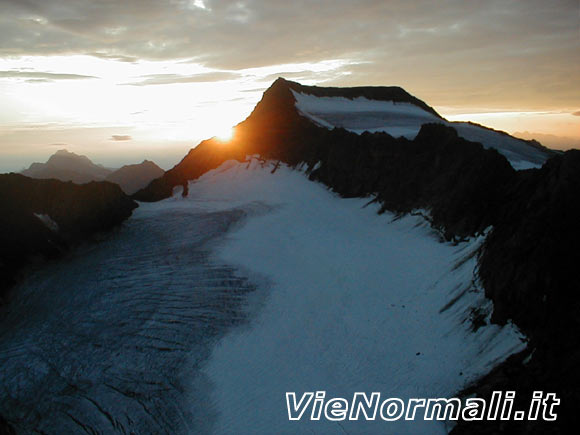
left=0, top=0, right=578, bottom=172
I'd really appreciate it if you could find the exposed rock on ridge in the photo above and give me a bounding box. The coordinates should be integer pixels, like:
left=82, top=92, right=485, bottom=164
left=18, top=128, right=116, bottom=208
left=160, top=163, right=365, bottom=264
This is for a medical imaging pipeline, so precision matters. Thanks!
left=0, top=174, right=138, bottom=304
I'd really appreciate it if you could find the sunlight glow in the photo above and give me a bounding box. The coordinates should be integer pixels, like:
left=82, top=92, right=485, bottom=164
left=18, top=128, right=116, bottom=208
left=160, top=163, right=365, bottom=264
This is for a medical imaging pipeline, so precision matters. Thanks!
left=215, top=126, right=234, bottom=142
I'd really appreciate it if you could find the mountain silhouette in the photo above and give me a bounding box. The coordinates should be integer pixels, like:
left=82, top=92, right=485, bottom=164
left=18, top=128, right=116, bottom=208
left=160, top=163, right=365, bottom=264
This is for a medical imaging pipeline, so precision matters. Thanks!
left=22, top=149, right=112, bottom=183
left=22, top=150, right=164, bottom=194
left=105, top=160, right=164, bottom=195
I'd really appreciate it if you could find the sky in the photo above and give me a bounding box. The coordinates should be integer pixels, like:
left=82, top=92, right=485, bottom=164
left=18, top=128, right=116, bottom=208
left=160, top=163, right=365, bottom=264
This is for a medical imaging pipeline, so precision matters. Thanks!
left=0, top=0, right=578, bottom=172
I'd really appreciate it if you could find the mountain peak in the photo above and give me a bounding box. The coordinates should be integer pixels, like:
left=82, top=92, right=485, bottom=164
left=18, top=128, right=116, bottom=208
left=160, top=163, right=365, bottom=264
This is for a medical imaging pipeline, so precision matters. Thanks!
left=49, top=149, right=93, bottom=164
left=54, top=148, right=75, bottom=156
left=22, top=149, right=111, bottom=183
left=135, top=78, right=554, bottom=201
left=267, top=77, right=441, bottom=118
left=105, top=160, right=164, bottom=195
left=21, top=151, right=163, bottom=195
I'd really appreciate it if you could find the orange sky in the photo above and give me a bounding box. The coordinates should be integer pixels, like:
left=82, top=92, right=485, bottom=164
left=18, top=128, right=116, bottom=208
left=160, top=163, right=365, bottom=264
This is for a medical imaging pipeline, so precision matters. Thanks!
left=0, top=0, right=578, bottom=172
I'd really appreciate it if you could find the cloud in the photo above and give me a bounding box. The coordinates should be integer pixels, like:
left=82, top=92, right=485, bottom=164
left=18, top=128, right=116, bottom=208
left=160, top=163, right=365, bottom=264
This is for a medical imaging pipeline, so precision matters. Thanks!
left=0, top=70, right=97, bottom=81
left=110, top=135, right=132, bottom=141
left=0, top=1, right=577, bottom=67
left=88, top=52, right=139, bottom=63
left=126, top=71, right=240, bottom=86
left=0, top=0, right=578, bottom=108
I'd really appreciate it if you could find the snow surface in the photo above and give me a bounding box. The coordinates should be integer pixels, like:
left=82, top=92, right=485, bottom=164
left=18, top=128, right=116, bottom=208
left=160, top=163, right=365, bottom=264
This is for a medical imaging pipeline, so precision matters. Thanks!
left=33, top=212, right=58, bottom=232
left=293, top=91, right=440, bottom=140
left=190, top=158, right=525, bottom=434
left=292, top=91, right=549, bottom=170
left=1, top=200, right=259, bottom=433
left=0, top=157, right=526, bottom=434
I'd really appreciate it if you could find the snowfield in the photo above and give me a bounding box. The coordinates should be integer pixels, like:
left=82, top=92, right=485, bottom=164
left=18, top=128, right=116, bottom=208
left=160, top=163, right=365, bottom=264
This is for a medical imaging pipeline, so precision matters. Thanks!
left=194, top=158, right=525, bottom=434
left=293, top=91, right=440, bottom=139
left=292, top=90, right=549, bottom=170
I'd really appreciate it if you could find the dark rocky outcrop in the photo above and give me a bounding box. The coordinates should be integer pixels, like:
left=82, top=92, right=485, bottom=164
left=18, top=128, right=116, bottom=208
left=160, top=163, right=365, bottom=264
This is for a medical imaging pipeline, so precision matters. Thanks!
left=306, top=124, right=516, bottom=239
left=0, top=415, right=15, bottom=435
left=452, top=150, right=580, bottom=434
left=135, top=77, right=577, bottom=432
left=0, top=174, right=138, bottom=304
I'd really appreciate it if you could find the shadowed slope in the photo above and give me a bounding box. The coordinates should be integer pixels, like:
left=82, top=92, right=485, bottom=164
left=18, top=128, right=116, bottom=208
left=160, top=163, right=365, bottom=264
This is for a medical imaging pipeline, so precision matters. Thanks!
left=0, top=174, right=138, bottom=303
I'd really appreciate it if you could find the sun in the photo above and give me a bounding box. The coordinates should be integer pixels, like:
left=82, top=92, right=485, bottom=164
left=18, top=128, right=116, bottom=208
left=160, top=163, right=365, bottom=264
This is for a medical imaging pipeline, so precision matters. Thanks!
left=215, top=126, right=234, bottom=142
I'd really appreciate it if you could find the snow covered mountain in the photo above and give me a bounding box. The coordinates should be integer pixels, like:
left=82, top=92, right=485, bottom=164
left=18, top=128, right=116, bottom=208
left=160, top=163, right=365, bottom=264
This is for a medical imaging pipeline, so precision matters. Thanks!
left=137, top=78, right=554, bottom=203
left=290, top=84, right=553, bottom=170
left=1, top=78, right=578, bottom=434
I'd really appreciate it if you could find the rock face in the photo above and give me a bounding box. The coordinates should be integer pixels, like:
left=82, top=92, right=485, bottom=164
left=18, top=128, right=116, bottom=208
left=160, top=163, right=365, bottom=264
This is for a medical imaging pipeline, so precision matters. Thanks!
left=0, top=174, right=138, bottom=304
left=22, top=149, right=112, bottom=183
left=136, top=78, right=579, bottom=432
left=452, top=150, right=580, bottom=434
left=0, top=415, right=15, bottom=435
left=105, top=160, right=164, bottom=195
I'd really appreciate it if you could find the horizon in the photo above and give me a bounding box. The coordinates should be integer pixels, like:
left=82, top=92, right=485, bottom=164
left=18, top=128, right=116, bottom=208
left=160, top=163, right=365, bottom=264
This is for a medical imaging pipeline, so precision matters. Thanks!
left=1, top=0, right=579, bottom=173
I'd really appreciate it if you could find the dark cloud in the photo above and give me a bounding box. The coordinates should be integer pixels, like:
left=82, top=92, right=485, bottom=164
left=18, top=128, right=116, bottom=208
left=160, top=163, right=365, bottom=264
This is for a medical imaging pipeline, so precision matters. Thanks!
left=0, top=1, right=577, bottom=66
left=126, top=71, right=240, bottom=86
left=110, top=135, right=132, bottom=141
left=0, top=0, right=578, bottom=107
left=0, top=70, right=97, bottom=80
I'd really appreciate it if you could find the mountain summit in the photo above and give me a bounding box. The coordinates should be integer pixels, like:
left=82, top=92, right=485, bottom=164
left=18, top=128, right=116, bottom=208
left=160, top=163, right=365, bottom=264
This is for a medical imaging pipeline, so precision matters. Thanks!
left=105, top=160, right=164, bottom=195
left=137, top=78, right=554, bottom=203
left=22, top=149, right=112, bottom=183
left=22, top=150, right=163, bottom=194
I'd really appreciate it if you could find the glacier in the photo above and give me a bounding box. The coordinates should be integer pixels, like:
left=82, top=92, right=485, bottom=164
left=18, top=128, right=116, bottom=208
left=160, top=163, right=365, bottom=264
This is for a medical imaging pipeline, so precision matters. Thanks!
left=0, top=157, right=526, bottom=434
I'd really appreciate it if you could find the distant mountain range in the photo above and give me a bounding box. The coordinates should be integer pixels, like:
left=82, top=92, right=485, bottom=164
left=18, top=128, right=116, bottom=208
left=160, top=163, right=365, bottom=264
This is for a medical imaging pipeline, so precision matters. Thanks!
left=21, top=149, right=164, bottom=195
left=514, top=131, right=580, bottom=150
